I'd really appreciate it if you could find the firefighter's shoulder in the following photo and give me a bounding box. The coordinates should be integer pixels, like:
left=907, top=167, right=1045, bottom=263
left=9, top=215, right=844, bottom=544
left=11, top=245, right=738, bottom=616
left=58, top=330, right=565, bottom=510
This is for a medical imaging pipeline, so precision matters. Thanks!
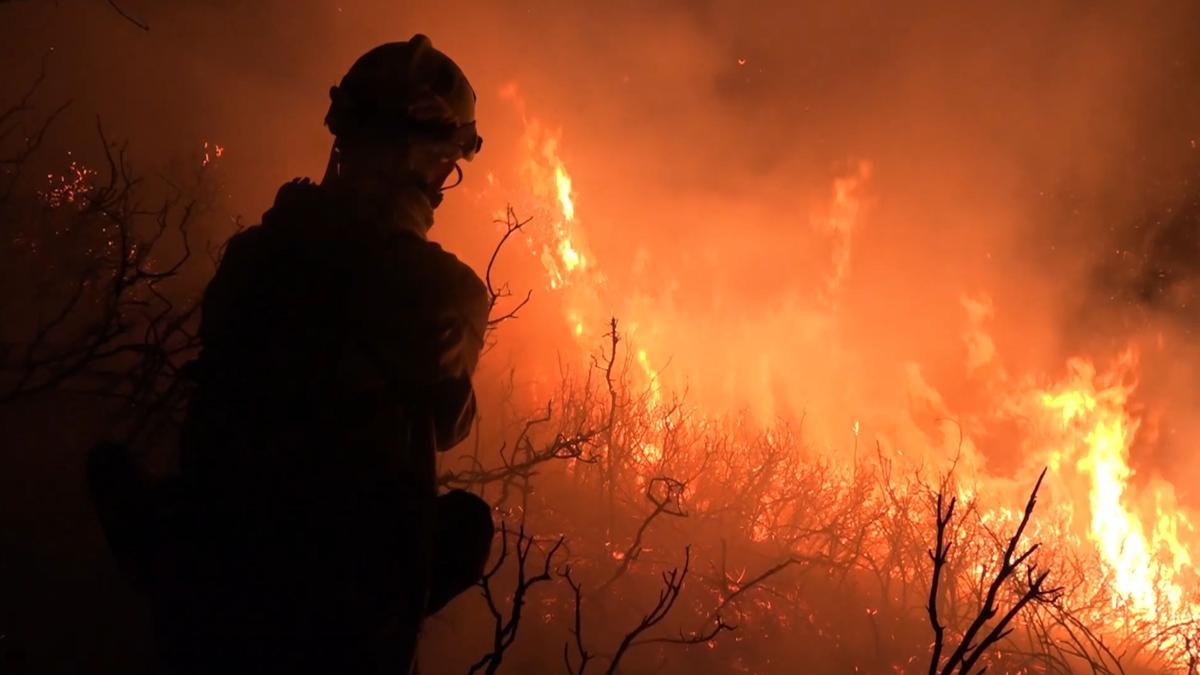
left=262, top=178, right=324, bottom=229
left=415, top=239, right=487, bottom=305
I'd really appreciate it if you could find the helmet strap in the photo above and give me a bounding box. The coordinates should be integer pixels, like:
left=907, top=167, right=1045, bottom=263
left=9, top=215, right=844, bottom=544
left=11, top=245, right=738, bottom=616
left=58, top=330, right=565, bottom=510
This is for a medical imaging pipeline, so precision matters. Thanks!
left=441, top=162, right=464, bottom=192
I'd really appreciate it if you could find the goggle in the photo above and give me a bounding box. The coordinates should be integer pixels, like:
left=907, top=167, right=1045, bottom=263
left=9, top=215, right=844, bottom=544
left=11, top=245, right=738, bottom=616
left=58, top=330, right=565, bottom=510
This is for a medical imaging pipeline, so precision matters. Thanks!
left=448, top=120, right=483, bottom=161
left=401, top=116, right=482, bottom=161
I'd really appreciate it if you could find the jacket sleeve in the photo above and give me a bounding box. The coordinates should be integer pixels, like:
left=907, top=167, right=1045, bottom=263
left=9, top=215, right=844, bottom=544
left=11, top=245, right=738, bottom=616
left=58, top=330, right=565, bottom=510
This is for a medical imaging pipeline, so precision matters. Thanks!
left=434, top=263, right=489, bottom=380
left=427, top=256, right=490, bottom=451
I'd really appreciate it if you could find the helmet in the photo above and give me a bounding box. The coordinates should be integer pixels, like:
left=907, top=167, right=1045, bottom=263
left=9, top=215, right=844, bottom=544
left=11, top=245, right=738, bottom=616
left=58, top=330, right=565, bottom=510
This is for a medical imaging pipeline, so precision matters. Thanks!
left=325, top=35, right=482, bottom=161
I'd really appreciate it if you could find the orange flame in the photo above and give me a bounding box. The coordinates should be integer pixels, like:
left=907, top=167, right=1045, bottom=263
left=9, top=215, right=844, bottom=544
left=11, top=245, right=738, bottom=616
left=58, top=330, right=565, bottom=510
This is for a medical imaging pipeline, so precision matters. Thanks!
left=1040, top=353, right=1196, bottom=620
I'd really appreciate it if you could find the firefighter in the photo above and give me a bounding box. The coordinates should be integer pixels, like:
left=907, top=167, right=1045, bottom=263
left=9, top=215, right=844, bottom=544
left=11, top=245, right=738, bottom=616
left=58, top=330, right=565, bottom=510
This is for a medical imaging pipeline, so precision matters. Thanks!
left=89, top=35, right=493, bottom=674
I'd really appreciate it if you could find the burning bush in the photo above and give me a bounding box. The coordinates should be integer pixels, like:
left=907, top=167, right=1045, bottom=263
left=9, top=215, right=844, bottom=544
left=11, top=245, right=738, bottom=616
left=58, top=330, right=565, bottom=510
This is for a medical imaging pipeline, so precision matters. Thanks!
left=422, top=305, right=1199, bottom=673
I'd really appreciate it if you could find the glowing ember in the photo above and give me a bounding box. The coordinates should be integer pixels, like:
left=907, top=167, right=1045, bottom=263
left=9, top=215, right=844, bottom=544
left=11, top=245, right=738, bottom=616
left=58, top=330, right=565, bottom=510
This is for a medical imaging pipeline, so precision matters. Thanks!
left=202, top=140, right=224, bottom=167
left=40, top=159, right=96, bottom=209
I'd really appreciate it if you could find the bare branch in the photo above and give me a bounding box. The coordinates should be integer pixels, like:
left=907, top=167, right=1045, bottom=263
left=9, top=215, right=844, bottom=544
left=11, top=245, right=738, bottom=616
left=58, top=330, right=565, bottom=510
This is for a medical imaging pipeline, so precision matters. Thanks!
left=485, top=205, right=533, bottom=329
left=106, top=0, right=150, bottom=31
left=928, top=489, right=956, bottom=675
left=604, top=476, right=688, bottom=587
left=470, top=522, right=566, bottom=675
left=562, top=566, right=593, bottom=675
left=604, top=546, right=691, bottom=675
left=931, top=468, right=1060, bottom=675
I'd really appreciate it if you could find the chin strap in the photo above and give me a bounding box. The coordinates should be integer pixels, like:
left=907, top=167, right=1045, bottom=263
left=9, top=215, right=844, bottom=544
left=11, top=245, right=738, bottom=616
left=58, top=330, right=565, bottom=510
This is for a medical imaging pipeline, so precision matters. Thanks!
left=442, top=163, right=464, bottom=191
left=426, top=162, right=464, bottom=209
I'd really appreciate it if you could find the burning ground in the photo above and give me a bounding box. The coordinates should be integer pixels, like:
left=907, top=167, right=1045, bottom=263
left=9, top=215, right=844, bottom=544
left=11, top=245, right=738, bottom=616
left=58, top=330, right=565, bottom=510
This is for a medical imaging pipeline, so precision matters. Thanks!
left=3, top=1, right=1200, bottom=673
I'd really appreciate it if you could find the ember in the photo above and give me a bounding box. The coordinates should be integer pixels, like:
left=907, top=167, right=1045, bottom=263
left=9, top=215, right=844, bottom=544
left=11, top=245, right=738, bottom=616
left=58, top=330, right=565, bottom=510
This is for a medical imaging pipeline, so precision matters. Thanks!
left=40, top=158, right=95, bottom=209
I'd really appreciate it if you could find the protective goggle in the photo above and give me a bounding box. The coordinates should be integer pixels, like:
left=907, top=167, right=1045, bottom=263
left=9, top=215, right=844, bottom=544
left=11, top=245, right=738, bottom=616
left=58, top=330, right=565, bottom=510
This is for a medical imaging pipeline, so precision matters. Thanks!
left=448, top=120, right=483, bottom=161
left=400, top=116, right=482, bottom=162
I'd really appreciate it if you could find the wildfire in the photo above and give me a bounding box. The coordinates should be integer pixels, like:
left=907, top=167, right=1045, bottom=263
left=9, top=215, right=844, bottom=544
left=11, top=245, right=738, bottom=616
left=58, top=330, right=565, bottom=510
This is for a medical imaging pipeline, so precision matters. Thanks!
left=499, top=87, right=1200, bottom=658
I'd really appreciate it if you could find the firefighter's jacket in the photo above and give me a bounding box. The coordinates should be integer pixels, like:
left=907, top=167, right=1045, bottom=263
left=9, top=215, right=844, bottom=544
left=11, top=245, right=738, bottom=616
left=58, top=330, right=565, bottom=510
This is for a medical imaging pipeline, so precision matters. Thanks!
left=165, top=178, right=488, bottom=673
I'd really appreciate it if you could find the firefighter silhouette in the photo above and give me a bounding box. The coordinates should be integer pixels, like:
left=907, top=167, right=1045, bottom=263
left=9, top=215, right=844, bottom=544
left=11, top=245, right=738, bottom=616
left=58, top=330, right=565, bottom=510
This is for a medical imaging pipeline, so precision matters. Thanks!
left=88, top=35, right=494, bottom=674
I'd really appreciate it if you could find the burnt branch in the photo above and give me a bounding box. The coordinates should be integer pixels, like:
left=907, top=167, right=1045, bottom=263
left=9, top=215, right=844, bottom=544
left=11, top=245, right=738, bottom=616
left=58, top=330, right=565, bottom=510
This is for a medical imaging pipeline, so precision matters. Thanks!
left=604, top=476, right=688, bottom=587
left=714, top=554, right=810, bottom=616
left=562, top=566, right=593, bottom=675
left=930, top=468, right=1062, bottom=675
left=106, top=0, right=150, bottom=31
left=485, top=205, right=533, bottom=329
left=0, top=53, right=71, bottom=205
left=470, top=522, right=566, bottom=675
left=598, top=317, right=620, bottom=429
left=927, top=489, right=956, bottom=675
left=438, top=400, right=603, bottom=494
left=2, top=116, right=205, bottom=423
left=604, top=546, right=691, bottom=675
left=629, top=615, right=735, bottom=648
left=1187, top=635, right=1198, bottom=675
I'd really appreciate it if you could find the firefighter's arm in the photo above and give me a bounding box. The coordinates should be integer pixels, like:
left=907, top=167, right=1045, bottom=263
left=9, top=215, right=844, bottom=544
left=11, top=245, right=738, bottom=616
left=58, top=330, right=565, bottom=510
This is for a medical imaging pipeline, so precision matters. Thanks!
left=428, top=265, right=489, bottom=451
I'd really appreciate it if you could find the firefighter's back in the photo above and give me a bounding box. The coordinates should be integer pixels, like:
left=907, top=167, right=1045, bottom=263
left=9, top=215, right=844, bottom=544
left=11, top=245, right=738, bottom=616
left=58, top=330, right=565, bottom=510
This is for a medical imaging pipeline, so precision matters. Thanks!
left=167, top=180, right=477, bottom=674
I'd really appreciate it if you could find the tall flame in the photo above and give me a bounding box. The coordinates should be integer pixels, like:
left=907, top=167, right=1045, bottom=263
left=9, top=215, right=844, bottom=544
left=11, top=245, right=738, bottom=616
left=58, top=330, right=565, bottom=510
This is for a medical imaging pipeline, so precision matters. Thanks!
left=555, top=165, right=575, bottom=222
left=1040, top=353, right=1195, bottom=619
left=502, top=82, right=662, bottom=395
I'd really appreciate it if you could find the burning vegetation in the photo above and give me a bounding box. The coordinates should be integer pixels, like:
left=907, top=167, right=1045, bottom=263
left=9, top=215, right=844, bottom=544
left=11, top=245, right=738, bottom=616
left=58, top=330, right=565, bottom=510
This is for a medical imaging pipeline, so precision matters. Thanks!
left=4, top=2, right=1200, bottom=674
left=413, top=104, right=1200, bottom=673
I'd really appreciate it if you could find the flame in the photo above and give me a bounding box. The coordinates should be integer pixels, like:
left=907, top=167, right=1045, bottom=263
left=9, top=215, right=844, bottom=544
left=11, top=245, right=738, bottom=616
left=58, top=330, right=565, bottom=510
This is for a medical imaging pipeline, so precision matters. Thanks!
left=503, top=93, right=588, bottom=292
left=503, top=83, right=665, bottom=402
left=555, top=164, right=575, bottom=222
left=1039, top=353, right=1196, bottom=620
